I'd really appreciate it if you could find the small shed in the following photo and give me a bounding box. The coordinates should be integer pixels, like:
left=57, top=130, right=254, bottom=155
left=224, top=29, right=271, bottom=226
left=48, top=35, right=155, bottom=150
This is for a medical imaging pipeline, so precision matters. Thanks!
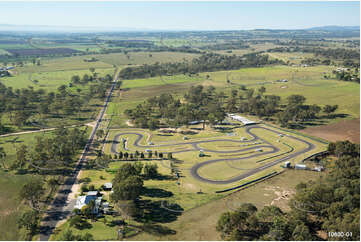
left=295, top=164, right=307, bottom=170
left=103, top=182, right=112, bottom=191
left=314, top=166, right=324, bottom=172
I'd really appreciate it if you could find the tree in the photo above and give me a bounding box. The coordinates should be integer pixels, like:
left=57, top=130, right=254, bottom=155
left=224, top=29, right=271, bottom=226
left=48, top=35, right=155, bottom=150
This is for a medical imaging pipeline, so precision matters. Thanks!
left=0, top=146, right=7, bottom=169
left=114, top=200, right=139, bottom=222
left=118, top=151, right=123, bottom=159
left=69, top=215, right=84, bottom=229
left=287, top=95, right=306, bottom=107
left=61, top=229, right=75, bottom=241
left=47, top=178, right=59, bottom=194
left=19, top=179, right=45, bottom=209
left=13, top=110, right=30, bottom=127
left=111, top=176, right=144, bottom=201
left=96, top=129, right=105, bottom=139
left=323, top=104, right=338, bottom=115
left=167, top=152, right=173, bottom=160
left=143, top=163, right=158, bottom=179
left=17, top=210, right=39, bottom=240
left=12, top=144, right=27, bottom=170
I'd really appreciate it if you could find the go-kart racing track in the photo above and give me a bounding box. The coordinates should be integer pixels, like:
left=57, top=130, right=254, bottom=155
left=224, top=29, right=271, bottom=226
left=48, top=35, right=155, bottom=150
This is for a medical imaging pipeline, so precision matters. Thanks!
left=110, top=125, right=317, bottom=185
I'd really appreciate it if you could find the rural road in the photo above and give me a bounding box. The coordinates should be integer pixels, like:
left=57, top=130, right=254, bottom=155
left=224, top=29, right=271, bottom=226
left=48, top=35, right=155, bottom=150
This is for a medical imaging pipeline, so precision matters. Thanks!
left=110, top=125, right=315, bottom=185
left=38, top=70, right=119, bottom=241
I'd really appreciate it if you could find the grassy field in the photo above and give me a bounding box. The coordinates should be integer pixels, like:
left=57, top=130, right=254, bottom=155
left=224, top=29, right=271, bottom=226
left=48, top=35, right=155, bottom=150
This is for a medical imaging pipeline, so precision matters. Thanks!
left=1, top=68, right=114, bottom=91
left=0, top=171, right=35, bottom=240
left=107, top=65, right=359, bottom=130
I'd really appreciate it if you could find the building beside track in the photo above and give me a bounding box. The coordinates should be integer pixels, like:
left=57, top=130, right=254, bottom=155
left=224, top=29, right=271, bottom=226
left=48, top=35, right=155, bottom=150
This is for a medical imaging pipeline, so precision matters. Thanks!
left=227, top=114, right=258, bottom=125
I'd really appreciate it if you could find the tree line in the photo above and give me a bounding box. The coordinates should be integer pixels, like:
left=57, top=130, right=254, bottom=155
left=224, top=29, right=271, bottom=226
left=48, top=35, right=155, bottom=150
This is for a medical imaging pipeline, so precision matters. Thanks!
left=119, top=52, right=284, bottom=80
left=217, top=140, right=360, bottom=240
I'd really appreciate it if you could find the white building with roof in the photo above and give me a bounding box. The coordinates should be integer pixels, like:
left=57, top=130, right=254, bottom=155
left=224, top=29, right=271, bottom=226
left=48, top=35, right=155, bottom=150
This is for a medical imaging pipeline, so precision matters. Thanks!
left=74, top=191, right=102, bottom=214
left=227, top=114, right=257, bottom=125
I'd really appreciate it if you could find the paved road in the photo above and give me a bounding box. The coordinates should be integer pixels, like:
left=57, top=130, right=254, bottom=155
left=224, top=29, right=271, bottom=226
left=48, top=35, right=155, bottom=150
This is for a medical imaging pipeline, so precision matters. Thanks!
left=38, top=71, right=119, bottom=241
left=110, top=125, right=315, bottom=185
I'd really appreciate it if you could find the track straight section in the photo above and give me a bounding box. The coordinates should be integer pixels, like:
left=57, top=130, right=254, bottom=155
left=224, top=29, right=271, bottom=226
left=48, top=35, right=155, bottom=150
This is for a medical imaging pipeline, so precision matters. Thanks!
left=38, top=69, right=119, bottom=241
left=111, top=125, right=317, bottom=185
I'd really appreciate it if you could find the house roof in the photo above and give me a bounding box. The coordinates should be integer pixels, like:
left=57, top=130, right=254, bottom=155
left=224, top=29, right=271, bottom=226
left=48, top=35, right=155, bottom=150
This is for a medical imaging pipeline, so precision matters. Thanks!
left=87, top=191, right=98, bottom=196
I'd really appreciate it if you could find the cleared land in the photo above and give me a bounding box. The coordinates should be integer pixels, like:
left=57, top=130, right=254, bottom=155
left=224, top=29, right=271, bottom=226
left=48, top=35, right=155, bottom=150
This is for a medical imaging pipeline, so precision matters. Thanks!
left=302, top=118, right=360, bottom=143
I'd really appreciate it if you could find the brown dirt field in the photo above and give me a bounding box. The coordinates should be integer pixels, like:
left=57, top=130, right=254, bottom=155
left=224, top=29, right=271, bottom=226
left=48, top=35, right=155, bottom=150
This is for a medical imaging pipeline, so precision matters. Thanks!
left=302, top=118, right=360, bottom=143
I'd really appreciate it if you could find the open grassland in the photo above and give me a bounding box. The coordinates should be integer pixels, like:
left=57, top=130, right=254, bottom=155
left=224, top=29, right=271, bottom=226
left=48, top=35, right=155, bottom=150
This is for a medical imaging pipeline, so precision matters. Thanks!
left=1, top=68, right=114, bottom=91
left=0, top=171, right=35, bottom=240
left=0, top=130, right=55, bottom=166
left=266, top=52, right=315, bottom=64
left=18, top=56, right=113, bottom=73
left=199, top=65, right=359, bottom=119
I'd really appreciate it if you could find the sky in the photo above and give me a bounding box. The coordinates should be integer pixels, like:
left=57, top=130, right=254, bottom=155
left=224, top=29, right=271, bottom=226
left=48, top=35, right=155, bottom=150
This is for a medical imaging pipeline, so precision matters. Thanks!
left=0, top=1, right=359, bottom=31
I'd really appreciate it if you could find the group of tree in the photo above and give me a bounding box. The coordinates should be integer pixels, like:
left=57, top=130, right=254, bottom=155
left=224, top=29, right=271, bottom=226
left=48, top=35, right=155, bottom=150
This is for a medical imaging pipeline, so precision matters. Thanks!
left=125, top=85, right=338, bottom=130
left=217, top=140, right=360, bottom=241
left=115, top=150, right=167, bottom=161
left=0, top=71, right=113, bottom=133
left=119, top=52, right=284, bottom=80
left=9, top=126, right=87, bottom=171
left=125, top=85, right=226, bottom=129
left=109, top=163, right=161, bottom=220
left=110, top=163, right=144, bottom=220
left=333, top=69, right=360, bottom=83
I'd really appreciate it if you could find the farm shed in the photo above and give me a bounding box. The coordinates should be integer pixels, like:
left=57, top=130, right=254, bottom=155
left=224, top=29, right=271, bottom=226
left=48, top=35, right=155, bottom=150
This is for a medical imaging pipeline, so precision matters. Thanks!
left=227, top=114, right=257, bottom=125
left=295, top=164, right=307, bottom=170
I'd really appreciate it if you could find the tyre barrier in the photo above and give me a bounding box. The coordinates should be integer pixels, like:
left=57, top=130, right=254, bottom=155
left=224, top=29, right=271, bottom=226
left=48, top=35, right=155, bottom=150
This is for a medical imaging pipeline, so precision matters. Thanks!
left=215, top=171, right=278, bottom=193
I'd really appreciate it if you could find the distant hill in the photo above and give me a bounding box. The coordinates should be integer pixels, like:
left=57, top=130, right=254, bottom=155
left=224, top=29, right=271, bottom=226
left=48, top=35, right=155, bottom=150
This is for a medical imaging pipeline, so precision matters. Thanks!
left=306, top=25, right=360, bottom=31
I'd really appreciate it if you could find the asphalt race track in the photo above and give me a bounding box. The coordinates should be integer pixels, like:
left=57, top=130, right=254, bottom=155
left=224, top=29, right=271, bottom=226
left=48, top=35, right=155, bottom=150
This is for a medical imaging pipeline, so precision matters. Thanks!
left=110, top=125, right=316, bottom=185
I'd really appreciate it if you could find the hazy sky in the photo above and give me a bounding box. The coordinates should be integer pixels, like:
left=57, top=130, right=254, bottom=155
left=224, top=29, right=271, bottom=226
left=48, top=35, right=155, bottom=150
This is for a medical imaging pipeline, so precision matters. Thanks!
left=0, top=1, right=359, bottom=30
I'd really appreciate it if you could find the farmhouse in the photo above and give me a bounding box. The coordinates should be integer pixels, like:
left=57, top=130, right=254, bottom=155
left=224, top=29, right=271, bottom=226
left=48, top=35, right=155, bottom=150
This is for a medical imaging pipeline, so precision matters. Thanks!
left=227, top=114, right=257, bottom=125
left=74, top=191, right=102, bottom=214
